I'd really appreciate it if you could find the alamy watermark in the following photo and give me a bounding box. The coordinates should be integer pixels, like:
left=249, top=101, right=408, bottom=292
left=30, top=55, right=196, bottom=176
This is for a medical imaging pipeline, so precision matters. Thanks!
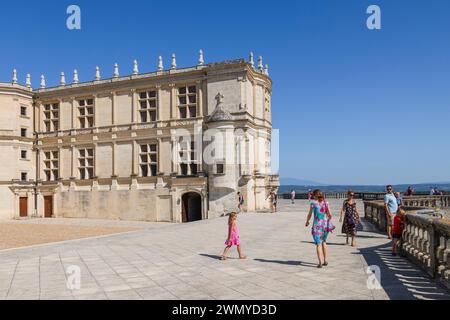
left=67, top=5, right=81, bottom=30
left=367, top=5, right=381, bottom=30
left=366, top=265, right=382, bottom=290
left=66, top=265, right=81, bottom=290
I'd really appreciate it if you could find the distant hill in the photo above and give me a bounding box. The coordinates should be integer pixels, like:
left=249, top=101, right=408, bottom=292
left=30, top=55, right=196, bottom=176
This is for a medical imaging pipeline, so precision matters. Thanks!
left=280, top=177, right=325, bottom=186
left=279, top=183, right=450, bottom=194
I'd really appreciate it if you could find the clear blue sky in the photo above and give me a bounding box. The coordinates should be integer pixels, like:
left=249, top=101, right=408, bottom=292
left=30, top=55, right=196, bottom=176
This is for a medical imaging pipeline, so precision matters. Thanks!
left=1, top=0, right=449, bottom=185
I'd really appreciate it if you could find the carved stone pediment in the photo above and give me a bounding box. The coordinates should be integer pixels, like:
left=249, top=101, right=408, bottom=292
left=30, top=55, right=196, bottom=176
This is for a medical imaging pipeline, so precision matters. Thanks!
left=208, top=92, right=233, bottom=122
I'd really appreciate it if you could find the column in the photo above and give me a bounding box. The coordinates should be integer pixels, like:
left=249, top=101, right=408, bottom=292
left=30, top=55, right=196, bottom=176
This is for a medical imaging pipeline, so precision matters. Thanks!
left=157, top=138, right=162, bottom=174
left=131, top=89, right=137, bottom=123
left=111, top=92, right=116, bottom=125
left=197, top=80, right=203, bottom=117
left=71, top=97, right=77, bottom=129
left=132, top=140, right=139, bottom=176
left=171, top=136, right=178, bottom=175
left=169, top=83, right=176, bottom=119
left=112, top=142, right=117, bottom=177
left=156, top=85, right=162, bottom=121
left=70, top=145, right=76, bottom=179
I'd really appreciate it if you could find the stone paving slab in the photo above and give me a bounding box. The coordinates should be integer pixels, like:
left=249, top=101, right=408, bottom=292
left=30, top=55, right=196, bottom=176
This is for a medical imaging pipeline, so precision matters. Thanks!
left=0, top=199, right=449, bottom=300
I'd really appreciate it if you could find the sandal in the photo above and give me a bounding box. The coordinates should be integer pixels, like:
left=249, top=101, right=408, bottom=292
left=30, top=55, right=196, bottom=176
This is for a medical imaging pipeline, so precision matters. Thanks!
left=323, top=261, right=328, bottom=266
left=317, top=264, right=323, bottom=268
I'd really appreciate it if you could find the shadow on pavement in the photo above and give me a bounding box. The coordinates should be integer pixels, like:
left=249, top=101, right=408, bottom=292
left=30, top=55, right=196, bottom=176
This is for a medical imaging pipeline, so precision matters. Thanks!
left=253, top=258, right=317, bottom=268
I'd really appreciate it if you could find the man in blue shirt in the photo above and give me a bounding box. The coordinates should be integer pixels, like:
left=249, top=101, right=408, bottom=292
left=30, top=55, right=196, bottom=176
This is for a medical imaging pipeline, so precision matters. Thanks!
left=384, top=185, right=398, bottom=239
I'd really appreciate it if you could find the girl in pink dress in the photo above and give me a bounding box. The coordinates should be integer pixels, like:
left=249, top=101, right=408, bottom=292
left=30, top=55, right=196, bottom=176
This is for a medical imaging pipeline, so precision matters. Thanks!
left=221, top=212, right=246, bottom=260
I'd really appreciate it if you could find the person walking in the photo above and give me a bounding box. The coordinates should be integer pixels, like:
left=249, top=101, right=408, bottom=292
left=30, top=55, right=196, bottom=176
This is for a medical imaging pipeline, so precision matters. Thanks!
left=339, top=190, right=360, bottom=247
left=291, top=189, right=296, bottom=204
left=305, top=189, right=333, bottom=268
left=307, top=189, right=313, bottom=201
left=237, top=192, right=244, bottom=212
left=384, top=185, right=398, bottom=240
left=221, top=212, right=246, bottom=260
left=267, top=191, right=278, bottom=213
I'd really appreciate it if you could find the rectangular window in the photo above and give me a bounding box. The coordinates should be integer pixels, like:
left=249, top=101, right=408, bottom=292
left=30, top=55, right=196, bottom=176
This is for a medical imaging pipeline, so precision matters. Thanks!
left=43, top=103, right=60, bottom=132
left=139, top=143, right=158, bottom=177
left=20, top=106, right=27, bottom=117
left=178, top=85, right=197, bottom=119
left=138, top=91, right=158, bottom=123
left=216, top=164, right=224, bottom=174
left=78, top=148, right=94, bottom=180
left=44, top=150, right=59, bottom=181
left=178, top=138, right=197, bottom=176
left=21, top=172, right=28, bottom=182
left=78, top=99, right=94, bottom=129
left=21, top=128, right=27, bottom=138
left=20, top=150, right=27, bottom=160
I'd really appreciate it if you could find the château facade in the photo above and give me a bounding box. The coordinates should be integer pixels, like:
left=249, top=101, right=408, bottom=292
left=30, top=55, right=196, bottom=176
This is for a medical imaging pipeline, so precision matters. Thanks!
left=0, top=52, right=279, bottom=222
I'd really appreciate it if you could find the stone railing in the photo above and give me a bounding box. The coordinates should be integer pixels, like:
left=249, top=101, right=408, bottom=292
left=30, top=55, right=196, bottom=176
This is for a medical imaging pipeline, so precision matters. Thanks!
left=364, top=201, right=427, bottom=232
left=402, top=195, right=450, bottom=209
left=402, top=213, right=450, bottom=290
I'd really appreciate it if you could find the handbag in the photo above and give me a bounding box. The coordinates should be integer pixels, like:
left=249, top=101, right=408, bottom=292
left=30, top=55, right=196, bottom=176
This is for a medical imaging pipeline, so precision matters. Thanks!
left=327, top=219, right=336, bottom=232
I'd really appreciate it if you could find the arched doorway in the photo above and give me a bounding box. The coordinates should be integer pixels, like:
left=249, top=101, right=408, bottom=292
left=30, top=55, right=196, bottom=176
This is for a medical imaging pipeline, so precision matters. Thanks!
left=181, top=192, right=202, bottom=222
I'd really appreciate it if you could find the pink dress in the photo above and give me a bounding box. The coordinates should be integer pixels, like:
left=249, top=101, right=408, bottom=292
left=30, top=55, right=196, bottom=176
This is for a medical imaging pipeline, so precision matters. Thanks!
left=225, top=223, right=240, bottom=246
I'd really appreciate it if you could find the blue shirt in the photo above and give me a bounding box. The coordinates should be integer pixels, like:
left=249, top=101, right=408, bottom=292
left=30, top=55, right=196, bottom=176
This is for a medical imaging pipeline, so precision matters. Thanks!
left=384, top=193, right=398, bottom=214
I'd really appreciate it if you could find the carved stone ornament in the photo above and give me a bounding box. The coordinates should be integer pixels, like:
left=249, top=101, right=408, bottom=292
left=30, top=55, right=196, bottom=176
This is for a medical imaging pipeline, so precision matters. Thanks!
left=208, top=92, right=233, bottom=122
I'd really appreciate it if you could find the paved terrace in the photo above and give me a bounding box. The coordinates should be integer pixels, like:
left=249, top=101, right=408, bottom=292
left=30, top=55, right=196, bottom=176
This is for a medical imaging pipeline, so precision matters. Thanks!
left=0, top=200, right=449, bottom=300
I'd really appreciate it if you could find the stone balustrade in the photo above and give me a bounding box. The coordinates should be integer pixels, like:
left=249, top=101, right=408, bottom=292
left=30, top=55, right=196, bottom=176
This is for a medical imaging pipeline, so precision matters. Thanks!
left=402, top=195, right=450, bottom=209
left=364, top=199, right=450, bottom=290
left=402, top=213, right=450, bottom=290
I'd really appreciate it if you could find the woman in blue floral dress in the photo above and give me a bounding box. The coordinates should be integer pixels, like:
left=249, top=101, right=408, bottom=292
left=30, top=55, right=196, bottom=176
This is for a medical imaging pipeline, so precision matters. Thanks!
left=305, top=189, right=333, bottom=268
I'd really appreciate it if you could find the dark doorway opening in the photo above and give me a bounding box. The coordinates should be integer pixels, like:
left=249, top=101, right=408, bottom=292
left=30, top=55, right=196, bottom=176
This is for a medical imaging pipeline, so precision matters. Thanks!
left=19, top=197, right=28, bottom=217
left=181, top=193, right=202, bottom=222
left=44, top=196, right=53, bottom=218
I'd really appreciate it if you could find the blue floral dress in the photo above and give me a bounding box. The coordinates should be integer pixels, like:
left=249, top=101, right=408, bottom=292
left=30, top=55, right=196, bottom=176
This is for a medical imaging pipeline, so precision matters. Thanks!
left=310, top=200, right=330, bottom=245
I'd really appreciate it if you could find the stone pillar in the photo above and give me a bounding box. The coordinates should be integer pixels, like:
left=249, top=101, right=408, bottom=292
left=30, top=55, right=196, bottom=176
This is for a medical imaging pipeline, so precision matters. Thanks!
left=156, top=85, right=162, bottom=121
left=71, top=97, right=77, bottom=129
left=171, top=136, right=178, bottom=175
left=70, top=144, right=76, bottom=179
left=170, top=83, right=176, bottom=120
left=112, top=141, right=117, bottom=177
left=132, top=140, right=139, bottom=176
left=111, top=91, right=116, bottom=125
left=197, top=80, right=203, bottom=117
left=131, top=89, right=137, bottom=123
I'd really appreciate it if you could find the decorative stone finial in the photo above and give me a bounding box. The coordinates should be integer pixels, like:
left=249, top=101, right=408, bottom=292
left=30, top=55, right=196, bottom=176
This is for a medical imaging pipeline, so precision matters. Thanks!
left=114, top=63, right=119, bottom=78
left=258, top=56, right=263, bottom=73
left=209, top=92, right=232, bottom=122
left=60, top=72, right=66, bottom=86
left=249, top=52, right=255, bottom=68
left=171, top=54, right=177, bottom=70
left=133, top=60, right=139, bottom=75
left=26, top=74, right=31, bottom=88
left=40, top=75, right=46, bottom=89
left=215, top=92, right=224, bottom=105
left=264, top=64, right=269, bottom=76
left=158, top=56, right=164, bottom=71
left=198, top=49, right=204, bottom=66
left=95, top=66, right=101, bottom=81
left=73, top=69, right=79, bottom=84
left=12, top=69, right=18, bottom=84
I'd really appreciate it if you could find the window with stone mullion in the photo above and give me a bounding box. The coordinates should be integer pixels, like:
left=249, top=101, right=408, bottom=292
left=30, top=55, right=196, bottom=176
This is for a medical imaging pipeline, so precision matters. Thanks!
left=78, top=148, right=94, bottom=180
left=139, top=143, right=158, bottom=177
left=43, top=150, right=59, bottom=181
left=43, top=103, right=59, bottom=132
left=178, top=85, right=197, bottom=119
left=139, top=91, right=158, bottom=123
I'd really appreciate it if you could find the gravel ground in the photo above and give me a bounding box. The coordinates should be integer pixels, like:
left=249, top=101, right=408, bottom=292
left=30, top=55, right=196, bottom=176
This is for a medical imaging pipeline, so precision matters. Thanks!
left=0, top=223, right=139, bottom=251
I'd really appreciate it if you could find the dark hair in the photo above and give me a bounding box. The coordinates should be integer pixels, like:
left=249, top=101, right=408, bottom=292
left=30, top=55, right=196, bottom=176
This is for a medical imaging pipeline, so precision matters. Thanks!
left=313, top=189, right=324, bottom=201
left=348, top=190, right=354, bottom=196
left=386, top=185, right=393, bottom=189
